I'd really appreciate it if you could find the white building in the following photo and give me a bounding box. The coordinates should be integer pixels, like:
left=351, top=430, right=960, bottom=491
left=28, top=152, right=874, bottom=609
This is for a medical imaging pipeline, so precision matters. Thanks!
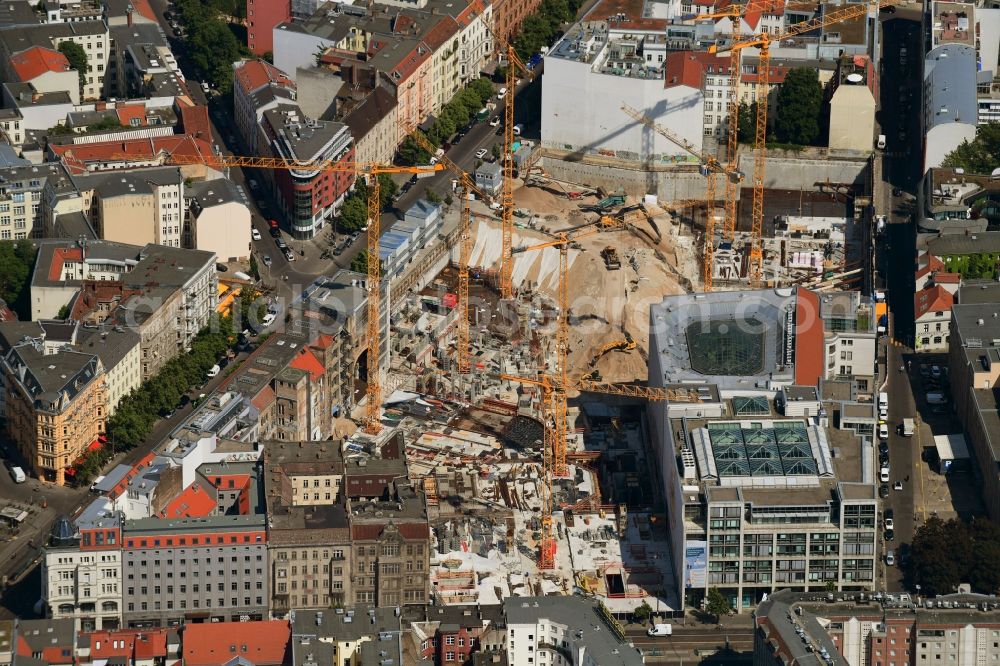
left=503, top=597, right=644, bottom=666
left=541, top=23, right=704, bottom=163
left=232, top=59, right=297, bottom=156
left=42, top=513, right=123, bottom=632
left=915, top=284, right=955, bottom=353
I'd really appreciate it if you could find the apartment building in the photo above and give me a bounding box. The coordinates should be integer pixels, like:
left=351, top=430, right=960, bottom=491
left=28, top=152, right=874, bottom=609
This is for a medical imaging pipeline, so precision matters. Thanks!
left=914, top=284, right=955, bottom=352
left=30, top=240, right=217, bottom=378
left=0, top=161, right=68, bottom=240
left=43, top=513, right=123, bottom=631
left=948, top=302, right=1000, bottom=520
left=91, top=168, right=186, bottom=248
left=76, top=323, right=142, bottom=415
left=246, top=0, right=290, bottom=55
left=264, top=440, right=352, bottom=613
left=120, top=464, right=269, bottom=628
left=232, top=59, right=297, bottom=156
left=504, top=597, right=643, bottom=666
left=9, top=45, right=80, bottom=105
left=756, top=590, right=1000, bottom=666
left=184, top=179, right=253, bottom=262
left=0, top=21, right=110, bottom=101
left=664, top=50, right=734, bottom=142
left=259, top=105, right=355, bottom=239
left=347, top=460, right=430, bottom=606
left=2, top=342, right=108, bottom=485
left=290, top=608, right=403, bottom=666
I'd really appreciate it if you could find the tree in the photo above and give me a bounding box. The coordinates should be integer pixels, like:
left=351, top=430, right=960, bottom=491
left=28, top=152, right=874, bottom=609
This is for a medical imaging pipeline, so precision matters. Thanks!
left=377, top=173, right=398, bottom=211
left=58, top=41, right=88, bottom=91
left=249, top=254, right=260, bottom=281
left=424, top=188, right=443, bottom=204
left=943, top=123, right=1000, bottom=174
left=397, top=136, right=431, bottom=166
left=736, top=101, right=758, bottom=144
left=338, top=195, right=368, bottom=232
left=0, top=240, right=33, bottom=307
left=350, top=250, right=369, bottom=273
left=57, top=304, right=71, bottom=320
left=632, top=601, right=653, bottom=624
left=909, top=516, right=967, bottom=595
left=705, top=587, right=732, bottom=623
left=774, top=68, right=824, bottom=146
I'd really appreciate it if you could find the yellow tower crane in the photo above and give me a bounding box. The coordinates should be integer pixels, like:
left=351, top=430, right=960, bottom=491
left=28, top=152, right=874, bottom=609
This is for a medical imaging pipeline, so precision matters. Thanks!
left=120, top=151, right=444, bottom=433
left=709, top=0, right=902, bottom=284
left=403, top=126, right=495, bottom=374
left=620, top=103, right=732, bottom=291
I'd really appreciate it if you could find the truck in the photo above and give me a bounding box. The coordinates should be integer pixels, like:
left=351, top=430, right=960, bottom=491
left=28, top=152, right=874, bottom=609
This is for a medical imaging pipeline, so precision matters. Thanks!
left=877, top=134, right=886, bottom=149
left=901, top=418, right=915, bottom=437
left=647, top=623, right=672, bottom=637
left=878, top=392, right=888, bottom=409
left=10, top=465, right=25, bottom=483
left=601, top=246, right=621, bottom=270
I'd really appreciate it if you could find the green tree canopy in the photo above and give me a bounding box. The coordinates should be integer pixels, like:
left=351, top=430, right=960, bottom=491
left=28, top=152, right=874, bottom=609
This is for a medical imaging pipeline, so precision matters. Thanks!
left=705, top=587, right=733, bottom=622
left=0, top=240, right=35, bottom=310
left=942, top=123, right=1000, bottom=174
left=350, top=250, right=369, bottom=273
left=905, top=516, right=1000, bottom=595
left=774, top=68, right=824, bottom=146
left=57, top=41, right=88, bottom=89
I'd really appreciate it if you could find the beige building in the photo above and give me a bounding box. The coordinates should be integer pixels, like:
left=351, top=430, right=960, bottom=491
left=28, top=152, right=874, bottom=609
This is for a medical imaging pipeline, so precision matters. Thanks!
left=2, top=343, right=108, bottom=485
left=185, top=179, right=252, bottom=262
left=343, top=84, right=399, bottom=167
left=265, top=440, right=352, bottom=614
left=827, top=55, right=877, bottom=152
left=93, top=168, right=185, bottom=248
left=77, top=324, right=141, bottom=415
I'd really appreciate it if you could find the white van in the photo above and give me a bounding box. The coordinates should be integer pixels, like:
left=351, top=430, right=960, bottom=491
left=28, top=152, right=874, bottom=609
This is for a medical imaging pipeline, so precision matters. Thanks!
left=878, top=392, right=888, bottom=409
left=513, top=124, right=524, bottom=136
left=647, top=623, right=672, bottom=637
left=877, top=134, right=886, bottom=149
left=206, top=364, right=221, bottom=379
left=496, top=87, right=507, bottom=100
left=10, top=466, right=26, bottom=483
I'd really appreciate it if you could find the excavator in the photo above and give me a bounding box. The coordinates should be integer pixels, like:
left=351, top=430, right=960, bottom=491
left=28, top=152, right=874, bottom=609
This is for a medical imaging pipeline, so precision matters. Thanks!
left=589, top=332, right=637, bottom=367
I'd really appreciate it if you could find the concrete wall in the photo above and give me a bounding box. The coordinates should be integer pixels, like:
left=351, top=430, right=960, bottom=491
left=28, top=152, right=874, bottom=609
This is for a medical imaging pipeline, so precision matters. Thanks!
left=295, top=66, right=342, bottom=121
left=829, top=86, right=876, bottom=152
left=540, top=53, right=704, bottom=162
left=273, top=27, right=334, bottom=83
left=98, top=192, right=156, bottom=247
left=194, top=201, right=252, bottom=261
left=737, top=152, right=869, bottom=191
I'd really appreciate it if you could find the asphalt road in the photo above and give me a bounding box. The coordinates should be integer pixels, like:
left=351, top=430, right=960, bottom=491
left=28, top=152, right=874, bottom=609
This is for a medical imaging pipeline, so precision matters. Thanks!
left=625, top=625, right=754, bottom=664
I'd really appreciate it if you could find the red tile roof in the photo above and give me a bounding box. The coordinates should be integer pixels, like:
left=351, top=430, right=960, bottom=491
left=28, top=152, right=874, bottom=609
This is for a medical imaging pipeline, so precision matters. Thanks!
left=915, top=253, right=945, bottom=280
left=182, top=621, right=291, bottom=666
left=251, top=385, right=275, bottom=410
left=352, top=523, right=430, bottom=540
left=132, top=0, right=157, bottom=21
left=794, top=288, right=824, bottom=387
left=934, top=272, right=961, bottom=284
left=664, top=51, right=732, bottom=89
left=234, top=59, right=295, bottom=97
left=83, top=628, right=172, bottom=662
left=742, top=0, right=785, bottom=30
left=289, top=348, right=324, bottom=381
left=115, top=104, right=147, bottom=127
left=311, top=333, right=335, bottom=350
left=162, top=482, right=216, bottom=519
left=10, top=46, right=70, bottom=82
left=48, top=247, right=83, bottom=282
left=915, top=285, right=954, bottom=320
left=421, top=16, right=459, bottom=50
left=177, top=103, right=212, bottom=141
left=740, top=63, right=791, bottom=84
left=51, top=135, right=213, bottom=173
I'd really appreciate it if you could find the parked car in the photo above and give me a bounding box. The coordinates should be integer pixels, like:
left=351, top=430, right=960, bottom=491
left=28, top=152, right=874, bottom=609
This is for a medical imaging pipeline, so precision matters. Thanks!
left=262, top=255, right=272, bottom=267
left=884, top=510, right=894, bottom=530
left=886, top=550, right=895, bottom=566
left=879, top=483, right=890, bottom=498
left=884, top=528, right=895, bottom=542
left=489, top=116, right=501, bottom=127
left=251, top=228, right=261, bottom=241
left=261, top=312, right=276, bottom=327
left=276, top=238, right=288, bottom=250
left=475, top=148, right=488, bottom=159
left=878, top=423, right=889, bottom=440
left=283, top=247, right=295, bottom=262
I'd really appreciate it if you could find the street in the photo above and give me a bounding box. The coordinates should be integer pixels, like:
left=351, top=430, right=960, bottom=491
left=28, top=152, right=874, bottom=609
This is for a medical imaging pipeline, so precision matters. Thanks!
left=625, top=623, right=754, bottom=664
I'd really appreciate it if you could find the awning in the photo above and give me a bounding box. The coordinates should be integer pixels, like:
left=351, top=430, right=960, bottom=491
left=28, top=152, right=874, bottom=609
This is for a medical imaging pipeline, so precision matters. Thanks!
left=65, top=468, right=77, bottom=476
left=98, top=435, right=108, bottom=443
left=87, top=439, right=103, bottom=452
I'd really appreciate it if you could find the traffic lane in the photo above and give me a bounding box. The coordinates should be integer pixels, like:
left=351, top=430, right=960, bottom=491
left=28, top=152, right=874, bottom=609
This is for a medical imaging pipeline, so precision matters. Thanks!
left=883, top=340, right=919, bottom=592
left=878, top=14, right=923, bottom=194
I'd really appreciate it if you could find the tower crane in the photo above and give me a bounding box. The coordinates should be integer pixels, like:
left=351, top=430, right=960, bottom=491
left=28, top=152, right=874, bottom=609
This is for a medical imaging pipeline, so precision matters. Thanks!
left=404, top=126, right=495, bottom=374
left=118, top=150, right=444, bottom=433
left=709, top=0, right=902, bottom=284
left=482, top=25, right=533, bottom=300
left=620, top=103, right=733, bottom=291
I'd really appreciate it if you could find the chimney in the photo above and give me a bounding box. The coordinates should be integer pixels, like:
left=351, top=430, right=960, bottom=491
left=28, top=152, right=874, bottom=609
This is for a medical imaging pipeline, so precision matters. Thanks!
left=127, top=6, right=134, bottom=26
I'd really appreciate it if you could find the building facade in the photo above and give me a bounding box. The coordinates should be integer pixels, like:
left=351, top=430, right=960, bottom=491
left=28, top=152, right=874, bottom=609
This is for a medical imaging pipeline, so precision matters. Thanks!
left=3, top=343, right=108, bottom=485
